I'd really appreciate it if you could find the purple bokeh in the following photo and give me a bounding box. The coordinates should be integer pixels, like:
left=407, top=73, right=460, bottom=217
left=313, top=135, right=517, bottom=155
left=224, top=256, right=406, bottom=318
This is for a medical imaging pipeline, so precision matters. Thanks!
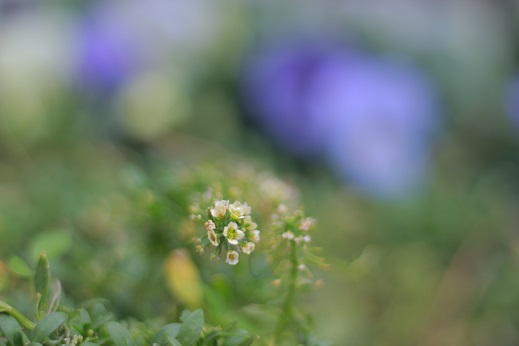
left=242, top=40, right=352, bottom=157
left=77, top=13, right=143, bottom=91
left=505, top=75, right=519, bottom=130
left=324, top=56, right=439, bottom=198
left=75, top=0, right=215, bottom=92
left=242, top=40, right=440, bottom=198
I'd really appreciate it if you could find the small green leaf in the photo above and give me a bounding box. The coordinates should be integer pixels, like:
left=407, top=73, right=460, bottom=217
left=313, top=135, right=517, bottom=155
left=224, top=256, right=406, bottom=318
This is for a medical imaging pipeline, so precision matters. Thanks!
left=221, top=336, right=256, bottom=346
left=69, top=308, right=91, bottom=335
left=166, top=337, right=182, bottom=346
left=0, top=315, right=22, bottom=345
left=203, top=330, right=221, bottom=343
left=176, top=309, right=204, bottom=346
left=7, top=256, right=32, bottom=277
left=48, top=280, right=61, bottom=314
left=236, top=337, right=256, bottom=346
left=150, top=324, right=181, bottom=346
left=28, top=342, right=43, bottom=346
left=34, top=253, right=50, bottom=317
left=106, top=321, right=135, bottom=346
left=89, top=302, right=113, bottom=330
left=30, top=312, right=67, bottom=342
left=13, top=330, right=24, bottom=346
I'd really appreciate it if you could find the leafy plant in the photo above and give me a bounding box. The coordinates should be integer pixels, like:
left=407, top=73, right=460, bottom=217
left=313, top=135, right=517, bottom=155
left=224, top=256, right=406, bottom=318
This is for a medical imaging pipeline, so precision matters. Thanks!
left=0, top=253, right=256, bottom=346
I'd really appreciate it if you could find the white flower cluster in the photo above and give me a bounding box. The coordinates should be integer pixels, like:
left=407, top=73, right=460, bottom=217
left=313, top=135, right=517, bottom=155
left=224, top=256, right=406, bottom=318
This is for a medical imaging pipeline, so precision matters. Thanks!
left=276, top=205, right=316, bottom=246
left=271, top=206, right=323, bottom=276
left=199, top=199, right=260, bottom=265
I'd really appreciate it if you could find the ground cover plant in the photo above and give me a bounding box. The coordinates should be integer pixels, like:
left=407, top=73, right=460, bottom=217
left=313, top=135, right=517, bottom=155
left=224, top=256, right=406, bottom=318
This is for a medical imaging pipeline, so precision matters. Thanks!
left=0, top=162, right=329, bottom=346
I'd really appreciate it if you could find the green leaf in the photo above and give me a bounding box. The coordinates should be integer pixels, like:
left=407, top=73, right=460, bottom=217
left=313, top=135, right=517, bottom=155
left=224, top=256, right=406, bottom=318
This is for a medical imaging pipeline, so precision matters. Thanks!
left=28, top=343, right=43, bottom=346
left=81, top=343, right=99, bottom=346
left=7, top=256, right=32, bottom=277
left=236, top=337, right=256, bottom=346
left=105, top=321, right=135, bottom=346
left=0, top=315, right=22, bottom=345
left=150, top=323, right=181, bottom=346
left=34, top=253, right=50, bottom=317
left=69, top=308, right=91, bottom=335
left=30, top=229, right=73, bottom=262
left=48, top=280, right=61, bottom=314
left=203, top=330, right=221, bottom=343
left=176, top=309, right=204, bottom=346
left=30, top=312, right=67, bottom=342
left=166, top=337, right=182, bottom=346
left=89, top=302, right=113, bottom=330
left=221, top=336, right=256, bottom=346
left=13, top=330, right=24, bottom=346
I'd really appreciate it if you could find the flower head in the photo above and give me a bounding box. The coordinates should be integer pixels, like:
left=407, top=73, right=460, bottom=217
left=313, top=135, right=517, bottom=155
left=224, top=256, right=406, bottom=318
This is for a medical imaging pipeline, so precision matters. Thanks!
left=298, top=217, right=316, bottom=231
left=282, top=231, right=294, bottom=240
left=204, top=219, right=216, bottom=231
left=250, top=230, right=260, bottom=243
left=241, top=242, right=255, bottom=255
left=243, top=215, right=257, bottom=230
left=207, top=229, right=219, bottom=246
left=226, top=250, right=239, bottom=265
left=210, top=200, right=228, bottom=219
left=223, top=222, right=244, bottom=245
left=229, top=201, right=251, bottom=219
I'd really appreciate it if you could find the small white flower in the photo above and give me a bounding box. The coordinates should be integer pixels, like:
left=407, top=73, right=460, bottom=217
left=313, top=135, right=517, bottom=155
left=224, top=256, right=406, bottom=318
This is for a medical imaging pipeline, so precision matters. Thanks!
left=223, top=222, right=245, bottom=245
left=303, top=235, right=311, bottom=243
left=299, top=217, right=316, bottom=231
left=298, top=264, right=306, bottom=271
left=243, top=216, right=258, bottom=230
left=250, top=230, right=260, bottom=243
left=210, top=200, right=229, bottom=219
left=282, top=231, right=294, bottom=240
left=204, top=220, right=216, bottom=231
left=207, top=229, right=219, bottom=246
left=229, top=201, right=251, bottom=219
left=226, top=250, right=239, bottom=265
left=241, top=242, right=255, bottom=255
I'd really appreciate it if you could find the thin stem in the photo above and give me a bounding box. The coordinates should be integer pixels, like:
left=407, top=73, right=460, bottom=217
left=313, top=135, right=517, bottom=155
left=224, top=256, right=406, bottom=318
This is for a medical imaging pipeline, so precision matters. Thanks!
left=274, top=239, right=298, bottom=342
left=0, top=300, right=36, bottom=330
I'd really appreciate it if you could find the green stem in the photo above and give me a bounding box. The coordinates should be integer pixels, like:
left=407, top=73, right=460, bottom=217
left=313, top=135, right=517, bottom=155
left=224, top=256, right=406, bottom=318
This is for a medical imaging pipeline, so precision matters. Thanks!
left=0, top=300, right=36, bottom=330
left=274, top=239, right=298, bottom=342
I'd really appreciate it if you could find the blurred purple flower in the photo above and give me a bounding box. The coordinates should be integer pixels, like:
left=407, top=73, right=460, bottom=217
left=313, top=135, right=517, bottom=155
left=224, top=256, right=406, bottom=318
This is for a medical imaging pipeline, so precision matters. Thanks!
left=323, top=56, right=440, bottom=198
left=242, top=40, right=440, bottom=198
left=78, top=16, right=141, bottom=91
left=242, top=40, right=351, bottom=157
left=76, top=2, right=145, bottom=91
left=504, top=74, right=519, bottom=129
left=76, top=0, right=217, bottom=92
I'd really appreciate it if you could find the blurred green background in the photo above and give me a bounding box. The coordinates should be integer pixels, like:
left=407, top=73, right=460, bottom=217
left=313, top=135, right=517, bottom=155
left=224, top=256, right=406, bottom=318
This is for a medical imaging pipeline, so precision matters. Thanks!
left=2, top=0, right=519, bottom=345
